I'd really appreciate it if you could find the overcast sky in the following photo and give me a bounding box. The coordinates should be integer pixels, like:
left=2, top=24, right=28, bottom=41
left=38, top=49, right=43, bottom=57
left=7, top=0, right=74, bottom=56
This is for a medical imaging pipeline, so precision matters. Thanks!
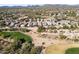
left=0, top=0, right=79, bottom=6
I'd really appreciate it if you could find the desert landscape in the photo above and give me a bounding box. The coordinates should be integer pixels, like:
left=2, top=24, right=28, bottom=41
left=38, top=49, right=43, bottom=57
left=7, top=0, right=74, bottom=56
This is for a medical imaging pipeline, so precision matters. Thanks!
left=0, top=5, right=79, bottom=54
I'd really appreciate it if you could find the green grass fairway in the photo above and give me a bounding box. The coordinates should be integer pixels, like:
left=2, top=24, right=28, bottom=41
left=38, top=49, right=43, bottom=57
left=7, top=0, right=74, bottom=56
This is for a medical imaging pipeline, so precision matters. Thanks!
left=0, top=31, right=32, bottom=42
left=65, top=48, right=79, bottom=54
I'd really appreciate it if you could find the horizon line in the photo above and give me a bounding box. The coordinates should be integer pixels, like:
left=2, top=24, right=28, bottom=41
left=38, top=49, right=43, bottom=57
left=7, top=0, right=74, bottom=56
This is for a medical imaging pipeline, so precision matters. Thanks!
left=0, top=4, right=79, bottom=6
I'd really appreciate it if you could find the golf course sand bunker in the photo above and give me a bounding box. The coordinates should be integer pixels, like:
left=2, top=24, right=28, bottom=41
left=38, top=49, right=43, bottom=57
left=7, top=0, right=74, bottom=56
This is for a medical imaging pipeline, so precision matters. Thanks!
left=45, top=44, right=79, bottom=54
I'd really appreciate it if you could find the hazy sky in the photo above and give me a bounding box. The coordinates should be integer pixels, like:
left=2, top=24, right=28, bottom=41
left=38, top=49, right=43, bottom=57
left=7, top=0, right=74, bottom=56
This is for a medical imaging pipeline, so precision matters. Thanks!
left=0, top=0, right=79, bottom=6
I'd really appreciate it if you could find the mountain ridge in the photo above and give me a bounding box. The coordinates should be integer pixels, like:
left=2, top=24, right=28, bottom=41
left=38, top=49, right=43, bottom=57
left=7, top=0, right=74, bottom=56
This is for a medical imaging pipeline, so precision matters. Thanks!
left=0, top=4, right=79, bottom=8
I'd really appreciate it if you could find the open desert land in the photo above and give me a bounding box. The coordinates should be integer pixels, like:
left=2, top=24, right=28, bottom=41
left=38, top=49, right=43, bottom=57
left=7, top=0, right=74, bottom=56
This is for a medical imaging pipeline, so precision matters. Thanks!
left=25, top=27, right=79, bottom=54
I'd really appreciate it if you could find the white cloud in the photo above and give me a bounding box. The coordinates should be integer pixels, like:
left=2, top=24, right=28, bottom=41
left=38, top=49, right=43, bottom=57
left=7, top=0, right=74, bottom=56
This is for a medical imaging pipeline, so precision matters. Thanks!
left=0, top=0, right=79, bottom=5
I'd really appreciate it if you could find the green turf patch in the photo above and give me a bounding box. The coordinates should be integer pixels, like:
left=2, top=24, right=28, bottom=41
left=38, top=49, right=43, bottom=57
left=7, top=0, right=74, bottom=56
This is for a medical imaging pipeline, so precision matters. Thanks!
left=65, top=47, right=79, bottom=54
left=0, top=32, right=32, bottom=42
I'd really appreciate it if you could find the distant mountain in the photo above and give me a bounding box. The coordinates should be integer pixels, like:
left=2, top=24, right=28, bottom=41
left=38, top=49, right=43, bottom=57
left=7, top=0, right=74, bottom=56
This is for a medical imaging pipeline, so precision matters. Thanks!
left=0, top=5, right=40, bottom=8
left=0, top=6, right=27, bottom=8
left=38, top=4, right=79, bottom=8
left=0, top=4, right=79, bottom=8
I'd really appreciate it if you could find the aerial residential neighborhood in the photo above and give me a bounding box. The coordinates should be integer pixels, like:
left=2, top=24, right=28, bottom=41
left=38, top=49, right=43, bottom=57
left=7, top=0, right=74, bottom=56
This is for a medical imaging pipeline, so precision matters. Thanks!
left=1, top=5, right=79, bottom=54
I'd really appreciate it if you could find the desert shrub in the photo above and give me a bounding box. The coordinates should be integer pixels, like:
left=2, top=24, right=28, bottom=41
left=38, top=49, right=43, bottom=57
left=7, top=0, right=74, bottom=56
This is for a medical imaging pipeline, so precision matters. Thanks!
left=59, top=35, right=67, bottom=39
left=37, top=26, right=45, bottom=32
left=53, top=30, right=57, bottom=33
left=50, top=26, right=57, bottom=30
left=63, top=25, right=69, bottom=29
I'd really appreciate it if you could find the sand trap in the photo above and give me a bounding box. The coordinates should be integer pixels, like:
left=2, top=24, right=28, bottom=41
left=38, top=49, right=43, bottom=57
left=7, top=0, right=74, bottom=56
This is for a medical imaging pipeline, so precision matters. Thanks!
left=45, top=44, right=79, bottom=54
